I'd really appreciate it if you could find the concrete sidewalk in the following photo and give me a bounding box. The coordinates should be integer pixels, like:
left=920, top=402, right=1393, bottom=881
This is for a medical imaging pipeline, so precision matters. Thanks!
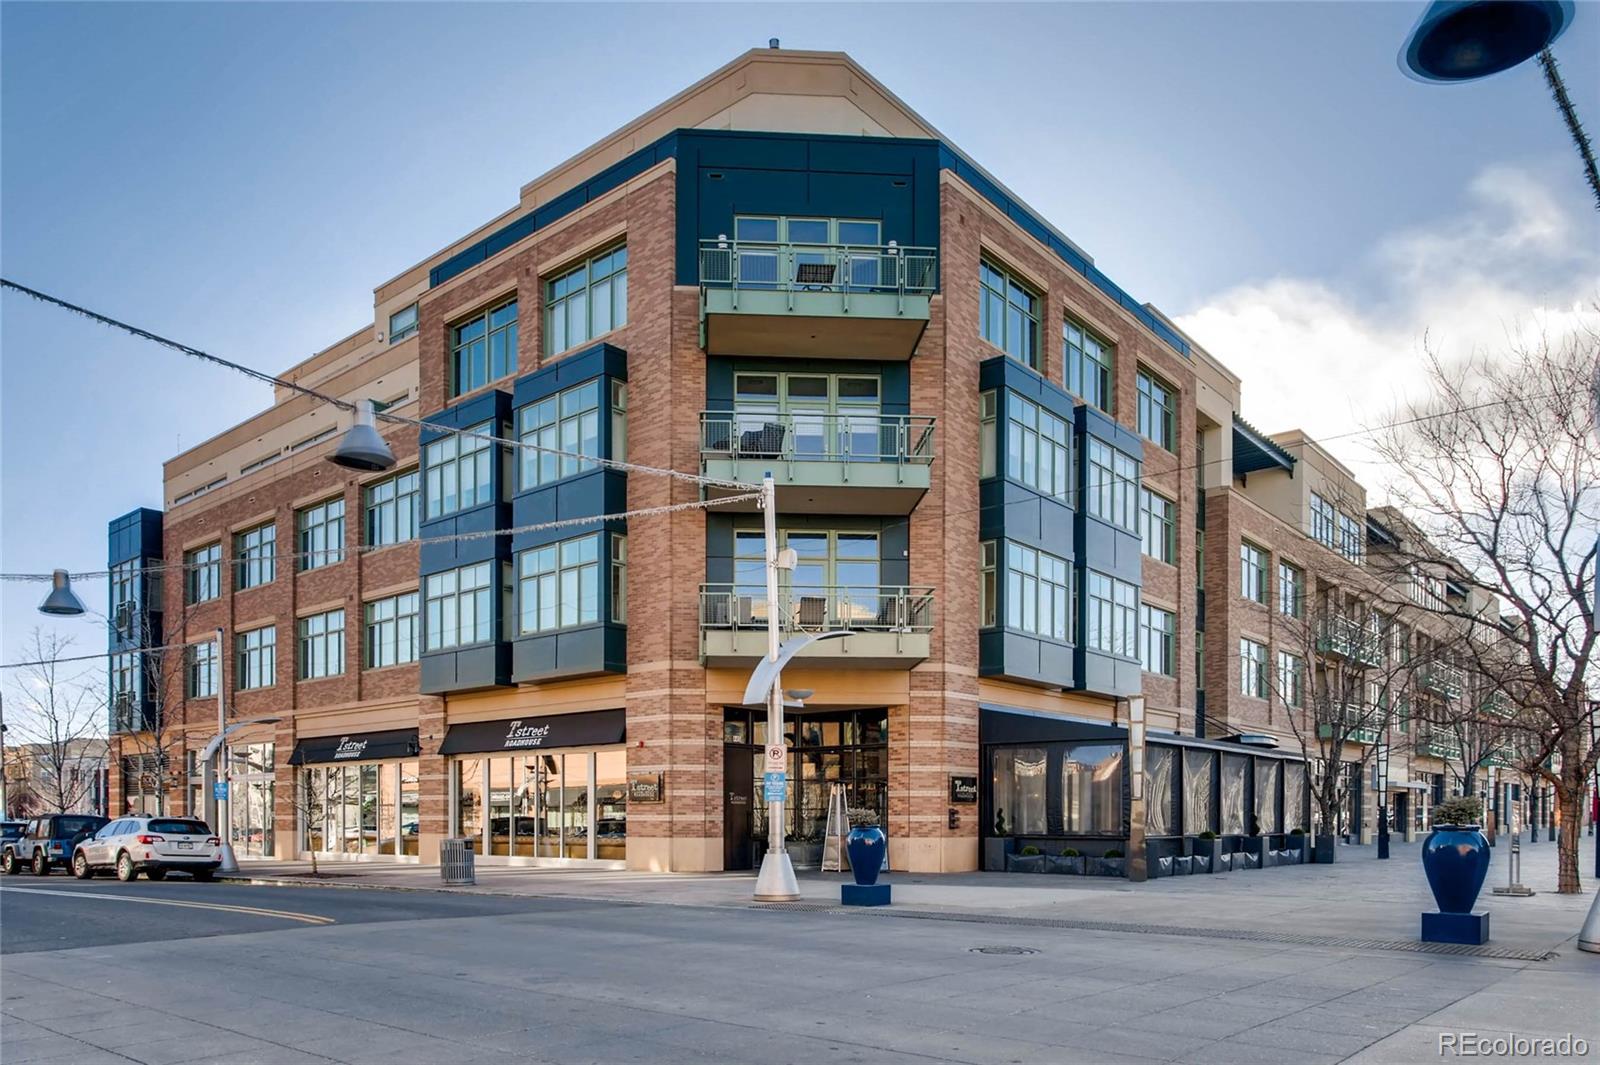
left=227, top=835, right=1599, bottom=959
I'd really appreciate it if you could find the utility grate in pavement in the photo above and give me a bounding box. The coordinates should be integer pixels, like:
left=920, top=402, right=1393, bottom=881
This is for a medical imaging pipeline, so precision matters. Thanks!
left=748, top=904, right=1557, bottom=961
left=970, top=945, right=1040, bottom=955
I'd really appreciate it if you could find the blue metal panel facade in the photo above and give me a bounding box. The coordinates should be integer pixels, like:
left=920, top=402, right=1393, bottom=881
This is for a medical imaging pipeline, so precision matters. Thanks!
left=106, top=507, right=164, bottom=733
left=976, top=357, right=1143, bottom=695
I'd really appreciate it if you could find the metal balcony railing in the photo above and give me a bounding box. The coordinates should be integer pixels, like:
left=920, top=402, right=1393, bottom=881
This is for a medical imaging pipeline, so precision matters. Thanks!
left=699, top=411, right=935, bottom=466
left=698, top=584, right=935, bottom=636
left=1416, top=730, right=1464, bottom=760
left=1479, top=691, right=1512, bottom=718
left=699, top=239, right=937, bottom=306
left=1315, top=616, right=1383, bottom=667
left=1420, top=663, right=1465, bottom=699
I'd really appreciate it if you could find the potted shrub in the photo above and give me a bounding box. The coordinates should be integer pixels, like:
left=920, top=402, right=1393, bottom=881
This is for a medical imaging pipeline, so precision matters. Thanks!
left=1006, top=844, right=1047, bottom=873
left=1192, top=830, right=1222, bottom=873
left=1423, top=796, right=1490, bottom=914
left=1047, top=847, right=1084, bottom=875
left=845, top=807, right=886, bottom=886
left=1096, top=848, right=1127, bottom=877
left=1288, top=827, right=1308, bottom=864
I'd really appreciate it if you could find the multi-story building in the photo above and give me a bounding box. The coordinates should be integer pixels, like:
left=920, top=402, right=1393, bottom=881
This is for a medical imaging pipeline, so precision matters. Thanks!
left=107, top=47, right=1493, bottom=874
left=2, top=739, right=109, bottom=818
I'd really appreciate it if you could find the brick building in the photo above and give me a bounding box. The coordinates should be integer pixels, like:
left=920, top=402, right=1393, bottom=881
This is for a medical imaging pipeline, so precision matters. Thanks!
left=104, top=48, right=1492, bottom=874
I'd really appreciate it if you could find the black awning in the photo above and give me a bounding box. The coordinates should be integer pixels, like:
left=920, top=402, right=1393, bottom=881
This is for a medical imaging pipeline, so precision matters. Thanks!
left=439, top=708, right=625, bottom=756
left=289, top=728, right=419, bottom=766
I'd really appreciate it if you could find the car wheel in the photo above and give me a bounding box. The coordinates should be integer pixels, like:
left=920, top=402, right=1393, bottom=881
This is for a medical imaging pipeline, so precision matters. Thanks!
left=72, top=852, right=94, bottom=879
left=32, top=851, right=49, bottom=877
left=147, top=868, right=167, bottom=882
left=192, top=869, right=214, bottom=882
left=115, top=852, right=138, bottom=882
left=1, top=850, right=17, bottom=875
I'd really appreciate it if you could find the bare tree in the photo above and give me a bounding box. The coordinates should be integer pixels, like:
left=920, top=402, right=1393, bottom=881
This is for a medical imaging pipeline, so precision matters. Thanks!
left=1265, top=548, right=1427, bottom=847
left=5, top=630, right=105, bottom=815
left=1372, top=326, right=1598, bottom=892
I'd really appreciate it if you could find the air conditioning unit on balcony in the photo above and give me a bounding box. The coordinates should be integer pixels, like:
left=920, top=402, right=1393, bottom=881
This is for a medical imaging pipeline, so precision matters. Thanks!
left=114, top=601, right=137, bottom=635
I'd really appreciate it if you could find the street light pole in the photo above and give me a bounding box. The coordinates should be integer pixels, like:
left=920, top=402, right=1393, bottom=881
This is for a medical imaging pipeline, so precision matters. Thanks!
left=753, top=473, right=800, bottom=902
left=213, top=628, right=239, bottom=874
left=1377, top=743, right=1391, bottom=860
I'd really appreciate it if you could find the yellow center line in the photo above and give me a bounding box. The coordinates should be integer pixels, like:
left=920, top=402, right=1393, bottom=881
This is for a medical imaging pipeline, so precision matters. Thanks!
left=0, top=886, right=335, bottom=925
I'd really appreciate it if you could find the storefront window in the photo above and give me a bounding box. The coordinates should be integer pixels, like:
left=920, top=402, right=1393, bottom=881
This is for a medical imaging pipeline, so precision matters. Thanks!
left=1061, top=743, right=1124, bottom=834
left=228, top=742, right=275, bottom=857
left=1254, top=759, right=1282, bottom=834
left=455, top=759, right=483, bottom=842
left=1182, top=749, right=1215, bottom=835
left=991, top=747, right=1047, bottom=836
left=488, top=759, right=513, bottom=856
left=595, top=751, right=627, bottom=861
left=1283, top=762, right=1307, bottom=833
left=736, top=708, right=887, bottom=856
left=538, top=755, right=564, bottom=858
left=1220, top=755, right=1247, bottom=836
left=400, top=762, right=420, bottom=856
left=563, top=754, right=591, bottom=859
left=1145, top=745, right=1176, bottom=836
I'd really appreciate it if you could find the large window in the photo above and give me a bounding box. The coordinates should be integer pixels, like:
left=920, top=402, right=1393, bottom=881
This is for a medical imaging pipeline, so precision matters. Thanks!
left=517, top=534, right=609, bottom=634
left=364, top=469, right=419, bottom=547
left=1139, top=604, right=1175, bottom=676
left=979, top=391, right=998, bottom=478
left=1005, top=392, right=1070, bottom=502
left=1061, top=744, right=1125, bottom=834
left=546, top=245, right=627, bottom=355
left=1310, top=493, right=1337, bottom=548
left=297, top=498, right=345, bottom=571
left=980, top=541, right=997, bottom=627
left=990, top=747, right=1047, bottom=836
left=1086, top=571, right=1138, bottom=658
left=1278, top=650, right=1304, bottom=708
left=110, top=560, right=138, bottom=624
left=425, top=562, right=494, bottom=650
left=365, top=592, right=419, bottom=669
left=1004, top=543, right=1073, bottom=642
left=728, top=372, right=882, bottom=460
left=1140, top=489, right=1176, bottom=563
left=186, top=639, right=217, bottom=699
left=979, top=259, right=1039, bottom=368
left=1063, top=319, right=1112, bottom=412
left=518, top=380, right=602, bottom=489
left=1086, top=438, right=1139, bottom=531
left=451, top=299, right=518, bottom=397
left=1337, top=511, right=1364, bottom=564
left=235, top=522, right=276, bottom=590
left=1240, top=541, right=1268, bottom=604
left=1136, top=370, right=1175, bottom=452
left=298, top=609, right=345, bottom=680
left=1240, top=637, right=1267, bottom=698
left=610, top=536, right=628, bottom=624
left=236, top=626, right=276, bottom=690
left=1278, top=561, right=1304, bottom=618
left=185, top=543, right=221, bottom=604
left=424, top=422, right=495, bottom=519
left=388, top=303, right=418, bottom=343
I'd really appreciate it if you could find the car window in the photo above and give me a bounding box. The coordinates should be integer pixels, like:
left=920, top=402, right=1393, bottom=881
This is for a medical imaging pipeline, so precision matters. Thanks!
left=55, top=817, right=103, bottom=837
left=100, top=820, right=124, bottom=838
left=148, top=819, right=208, bottom=835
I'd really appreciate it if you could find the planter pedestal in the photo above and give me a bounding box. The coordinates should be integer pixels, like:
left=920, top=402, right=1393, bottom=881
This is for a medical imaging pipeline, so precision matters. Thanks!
left=1313, top=834, right=1338, bottom=864
left=1422, top=911, right=1489, bottom=945
left=842, top=883, right=892, bottom=906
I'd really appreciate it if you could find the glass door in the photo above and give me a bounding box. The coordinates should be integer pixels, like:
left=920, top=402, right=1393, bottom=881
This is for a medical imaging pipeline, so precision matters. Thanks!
left=564, top=754, right=592, bottom=859
left=488, top=758, right=513, bottom=855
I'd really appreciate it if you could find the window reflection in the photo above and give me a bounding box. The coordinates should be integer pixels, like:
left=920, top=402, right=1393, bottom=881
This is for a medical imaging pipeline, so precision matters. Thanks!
left=1061, top=743, right=1124, bottom=834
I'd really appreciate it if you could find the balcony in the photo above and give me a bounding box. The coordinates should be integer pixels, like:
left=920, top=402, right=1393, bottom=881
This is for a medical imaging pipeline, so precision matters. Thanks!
left=1479, top=691, right=1512, bottom=718
left=1315, top=616, right=1383, bottom=667
left=699, top=240, right=935, bottom=360
left=1420, top=663, right=1464, bottom=699
left=698, top=584, right=933, bottom=669
left=699, top=411, right=935, bottom=515
left=1316, top=706, right=1382, bottom=745
left=1415, top=731, right=1463, bottom=760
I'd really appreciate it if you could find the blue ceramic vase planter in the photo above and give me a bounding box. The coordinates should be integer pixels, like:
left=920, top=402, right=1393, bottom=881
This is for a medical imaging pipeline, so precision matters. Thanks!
left=847, top=826, right=886, bottom=886
left=1422, top=823, right=1490, bottom=913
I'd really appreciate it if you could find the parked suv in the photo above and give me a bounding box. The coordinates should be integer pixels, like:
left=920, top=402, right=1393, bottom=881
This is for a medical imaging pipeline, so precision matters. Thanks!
left=2, top=814, right=109, bottom=876
left=73, top=816, right=222, bottom=881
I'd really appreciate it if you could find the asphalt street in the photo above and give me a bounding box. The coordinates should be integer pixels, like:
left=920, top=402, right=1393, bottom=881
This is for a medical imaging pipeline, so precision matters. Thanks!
left=2, top=876, right=1596, bottom=1064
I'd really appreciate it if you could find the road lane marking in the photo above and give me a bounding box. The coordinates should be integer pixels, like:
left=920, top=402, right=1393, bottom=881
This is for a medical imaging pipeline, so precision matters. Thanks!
left=0, top=886, right=335, bottom=925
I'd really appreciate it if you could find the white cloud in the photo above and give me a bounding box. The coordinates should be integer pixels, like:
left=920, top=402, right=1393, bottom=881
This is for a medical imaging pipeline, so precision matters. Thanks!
left=1175, top=165, right=1600, bottom=500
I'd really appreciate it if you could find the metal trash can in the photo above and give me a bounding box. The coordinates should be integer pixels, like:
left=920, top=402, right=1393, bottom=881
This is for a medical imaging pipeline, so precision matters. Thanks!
left=440, top=837, right=476, bottom=885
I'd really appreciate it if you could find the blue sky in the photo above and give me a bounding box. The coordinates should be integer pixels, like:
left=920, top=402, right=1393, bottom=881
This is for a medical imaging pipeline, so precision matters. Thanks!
left=3, top=2, right=1597, bottom=674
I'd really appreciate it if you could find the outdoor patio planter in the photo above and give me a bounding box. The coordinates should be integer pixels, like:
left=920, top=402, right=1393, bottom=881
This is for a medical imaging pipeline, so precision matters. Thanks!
left=1191, top=835, right=1222, bottom=872
left=846, top=825, right=886, bottom=886
left=1313, top=834, right=1338, bottom=863
left=1156, top=856, right=1174, bottom=877
left=1093, top=852, right=1126, bottom=877
left=1215, top=852, right=1234, bottom=872
left=1240, top=851, right=1261, bottom=870
left=1005, top=849, right=1047, bottom=873
left=1046, top=854, right=1085, bottom=875
left=1422, top=823, right=1490, bottom=913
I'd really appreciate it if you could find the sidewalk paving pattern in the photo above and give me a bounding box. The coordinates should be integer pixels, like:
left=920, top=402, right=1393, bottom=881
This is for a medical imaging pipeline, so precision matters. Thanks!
left=3, top=837, right=1596, bottom=1064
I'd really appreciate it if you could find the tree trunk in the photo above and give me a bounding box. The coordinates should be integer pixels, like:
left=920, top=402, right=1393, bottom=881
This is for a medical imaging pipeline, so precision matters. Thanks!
left=1556, top=771, right=1584, bottom=894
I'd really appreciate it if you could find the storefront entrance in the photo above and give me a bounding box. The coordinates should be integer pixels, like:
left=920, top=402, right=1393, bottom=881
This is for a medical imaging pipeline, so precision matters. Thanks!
left=228, top=742, right=276, bottom=857
left=722, top=707, right=887, bottom=869
left=440, top=708, right=627, bottom=868
left=290, top=729, right=422, bottom=860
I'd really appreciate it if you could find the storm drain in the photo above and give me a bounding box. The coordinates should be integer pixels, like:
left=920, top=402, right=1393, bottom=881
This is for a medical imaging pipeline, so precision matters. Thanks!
left=749, top=904, right=1557, bottom=962
left=970, top=946, right=1040, bottom=955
